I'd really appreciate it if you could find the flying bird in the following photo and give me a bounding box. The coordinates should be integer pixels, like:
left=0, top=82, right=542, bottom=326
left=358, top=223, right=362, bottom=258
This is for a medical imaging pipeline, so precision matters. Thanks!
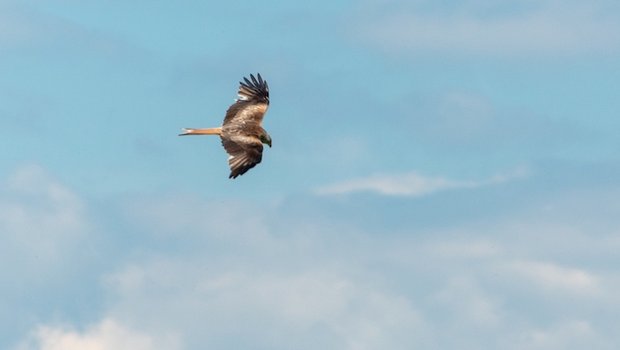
left=179, top=73, right=271, bottom=179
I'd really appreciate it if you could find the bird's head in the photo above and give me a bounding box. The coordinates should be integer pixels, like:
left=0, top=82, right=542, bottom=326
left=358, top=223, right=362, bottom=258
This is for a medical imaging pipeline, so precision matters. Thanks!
left=259, top=133, right=272, bottom=148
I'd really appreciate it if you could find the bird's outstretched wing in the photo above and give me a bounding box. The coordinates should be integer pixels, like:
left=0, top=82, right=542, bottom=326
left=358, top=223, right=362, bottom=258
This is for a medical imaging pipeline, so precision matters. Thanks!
left=223, top=73, right=270, bottom=127
left=180, top=73, right=271, bottom=179
left=221, top=137, right=263, bottom=179
left=219, top=73, right=270, bottom=178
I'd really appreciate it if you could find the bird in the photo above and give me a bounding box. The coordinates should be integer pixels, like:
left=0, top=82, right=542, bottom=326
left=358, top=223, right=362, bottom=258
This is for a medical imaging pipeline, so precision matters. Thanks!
left=179, top=73, right=271, bottom=179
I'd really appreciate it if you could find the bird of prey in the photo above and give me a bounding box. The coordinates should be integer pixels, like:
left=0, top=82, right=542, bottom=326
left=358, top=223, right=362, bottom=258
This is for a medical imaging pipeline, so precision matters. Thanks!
left=179, top=73, right=271, bottom=179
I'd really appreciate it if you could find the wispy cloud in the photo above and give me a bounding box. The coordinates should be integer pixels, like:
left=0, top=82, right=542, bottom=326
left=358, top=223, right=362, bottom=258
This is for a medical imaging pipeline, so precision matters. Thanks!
left=103, top=266, right=425, bottom=349
left=433, top=276, right=502, bottom=328
left=7, top=161, right=620, bottom=349
left=15, top=319, right=179, bottom=350
left=0, top=164, right=88, bottom=266
left=315, top=167, right=530, bottom=196
left=356, top=0, right=620, bottom=57
left=517, top=320, right=601, bottom=350
left=506, top=260, right=601, bottom=296
left=0, top=164, right=99, bottom=348
left=0, top=3, right=144, bottom=56
left=11, top=172, right=620, bottom=349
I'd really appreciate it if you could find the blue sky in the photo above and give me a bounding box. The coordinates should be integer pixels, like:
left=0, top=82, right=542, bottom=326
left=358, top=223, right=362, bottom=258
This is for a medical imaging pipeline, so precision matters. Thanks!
left=2, top=0, right=620, bottom=349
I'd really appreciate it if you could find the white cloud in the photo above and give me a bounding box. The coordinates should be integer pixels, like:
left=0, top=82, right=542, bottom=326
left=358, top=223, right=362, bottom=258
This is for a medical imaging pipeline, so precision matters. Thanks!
left=356, top=0, right=620, bottom=57
left=102, top=262, right=425, bottom=350
left=515, top=320, right=607, bottom=350
left=506, top=260, right=601, bottom=296
left=316, top=172, right=474, bottom=196
left=315, top=167, right=529, bottom=196
left=15, top=318, right=179, bottom=350
left=9, top=163, right=620, bottom=350
left=433, top=276, right=503, bottom=328
left=0, top=164, right=102, bottom=349
left=0, top=164, right=88, bottom=266
left=94, top=183, right=620, bottom=349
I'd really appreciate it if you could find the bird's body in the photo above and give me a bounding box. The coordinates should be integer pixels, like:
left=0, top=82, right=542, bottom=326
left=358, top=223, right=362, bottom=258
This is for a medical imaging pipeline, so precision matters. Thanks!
left=180, top=73, right=271, bottom=179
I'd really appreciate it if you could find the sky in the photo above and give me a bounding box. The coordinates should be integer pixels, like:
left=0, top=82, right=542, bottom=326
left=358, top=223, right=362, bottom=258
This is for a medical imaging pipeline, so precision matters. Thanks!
left=1, top=0, right=620, bottom=349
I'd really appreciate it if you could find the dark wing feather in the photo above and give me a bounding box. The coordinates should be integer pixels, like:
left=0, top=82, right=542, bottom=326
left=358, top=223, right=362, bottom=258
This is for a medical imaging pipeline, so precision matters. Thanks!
left=223, top=73, right=269, bottom=126
left=221, top=137, right=263, bottom=179
left=239, top=73, right=269, bottom=103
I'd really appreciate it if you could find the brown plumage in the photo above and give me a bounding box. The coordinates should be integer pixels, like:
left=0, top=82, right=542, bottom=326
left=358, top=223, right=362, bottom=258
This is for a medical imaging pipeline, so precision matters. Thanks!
left=179, top=73, right=271, bottom=179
